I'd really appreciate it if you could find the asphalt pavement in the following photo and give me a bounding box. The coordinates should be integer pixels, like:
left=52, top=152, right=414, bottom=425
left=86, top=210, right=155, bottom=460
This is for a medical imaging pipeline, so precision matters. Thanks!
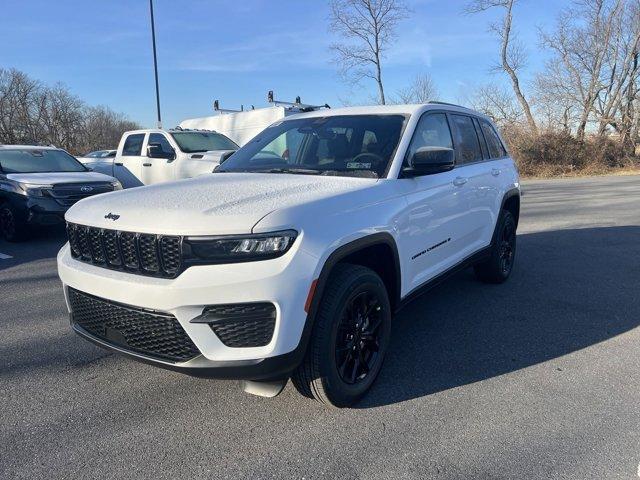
left=1, top=175, right=639, bottom=479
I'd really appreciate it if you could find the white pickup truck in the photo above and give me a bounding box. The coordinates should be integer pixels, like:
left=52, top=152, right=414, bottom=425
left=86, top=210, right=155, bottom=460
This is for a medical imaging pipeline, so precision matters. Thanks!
left=87, top=128, right=238, bottom=188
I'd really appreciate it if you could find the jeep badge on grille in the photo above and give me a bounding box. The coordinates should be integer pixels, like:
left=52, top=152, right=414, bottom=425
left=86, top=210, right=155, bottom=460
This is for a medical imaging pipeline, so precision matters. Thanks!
left=104, top=213, right=120, bottom=221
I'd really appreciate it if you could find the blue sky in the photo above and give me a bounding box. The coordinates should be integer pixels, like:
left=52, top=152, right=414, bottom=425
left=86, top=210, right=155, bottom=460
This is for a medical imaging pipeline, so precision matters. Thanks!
left=1, top=0, right=566, bottom=128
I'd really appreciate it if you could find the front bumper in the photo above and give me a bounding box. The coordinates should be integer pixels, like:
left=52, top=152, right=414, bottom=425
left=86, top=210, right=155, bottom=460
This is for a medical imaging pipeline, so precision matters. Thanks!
left=72, top=322, right=302, bottom=380
left=7, top=194, right=68, bottom=226
left=58, top=239, right=320, bottom=380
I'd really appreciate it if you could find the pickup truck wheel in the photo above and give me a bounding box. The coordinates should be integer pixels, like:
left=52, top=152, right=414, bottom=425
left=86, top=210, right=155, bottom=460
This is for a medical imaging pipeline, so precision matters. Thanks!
left=474, top=209, right=516, bottom=283
left=292, top=264, right=391, bottom=408
left=0, top=203, right=28, bottom=242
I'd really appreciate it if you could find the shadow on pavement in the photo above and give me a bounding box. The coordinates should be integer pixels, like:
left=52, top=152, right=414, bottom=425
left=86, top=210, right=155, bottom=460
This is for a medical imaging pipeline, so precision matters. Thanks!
left=358, top=226, right=640, bottom=408
left=0, top=225, right=67, bottom=270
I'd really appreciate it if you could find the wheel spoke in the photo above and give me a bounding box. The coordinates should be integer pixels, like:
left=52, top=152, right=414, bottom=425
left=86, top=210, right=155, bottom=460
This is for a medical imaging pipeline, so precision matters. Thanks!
left=338, top=351, right=352, bottom=378
left=350, top=357, right=360, bottom=383
left=334, top=287, right=386, bottom=385
left=362, top=316, right=382, bottom=337
left=359, top=350, right=370, bottom=375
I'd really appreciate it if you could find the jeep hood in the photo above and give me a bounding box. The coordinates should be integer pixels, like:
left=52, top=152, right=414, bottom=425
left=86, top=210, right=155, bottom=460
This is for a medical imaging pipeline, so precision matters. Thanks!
left=65, top=173, right=376, bottom=235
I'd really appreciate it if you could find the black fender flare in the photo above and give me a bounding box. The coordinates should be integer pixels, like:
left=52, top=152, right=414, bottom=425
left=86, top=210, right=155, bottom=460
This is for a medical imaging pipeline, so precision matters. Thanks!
left=289, top=232, right=402, bottom=369
left=491, top=187, right=521, bottom=245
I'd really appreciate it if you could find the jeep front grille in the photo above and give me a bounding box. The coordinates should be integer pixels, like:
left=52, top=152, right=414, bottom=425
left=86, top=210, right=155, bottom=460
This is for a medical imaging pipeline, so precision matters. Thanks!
left=68, top=288, right=200, bottom=362
left=66, top=222, right=182, bottom=278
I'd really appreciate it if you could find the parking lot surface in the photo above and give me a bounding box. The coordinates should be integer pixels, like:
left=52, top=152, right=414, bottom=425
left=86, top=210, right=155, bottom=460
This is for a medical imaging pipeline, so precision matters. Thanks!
left=1, top=175, right=639, bottom=479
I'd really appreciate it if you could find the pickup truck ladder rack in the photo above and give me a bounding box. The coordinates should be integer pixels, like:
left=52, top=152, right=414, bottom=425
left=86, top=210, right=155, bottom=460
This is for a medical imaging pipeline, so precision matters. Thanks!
left=267, top=90, right=330, bottom=112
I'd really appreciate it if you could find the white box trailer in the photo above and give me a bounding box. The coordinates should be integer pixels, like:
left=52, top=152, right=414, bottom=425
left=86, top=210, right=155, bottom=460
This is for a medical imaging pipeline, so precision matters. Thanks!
left=179, top=106, right=291, bottom=147
left=180, top=92, right=330, bottom=147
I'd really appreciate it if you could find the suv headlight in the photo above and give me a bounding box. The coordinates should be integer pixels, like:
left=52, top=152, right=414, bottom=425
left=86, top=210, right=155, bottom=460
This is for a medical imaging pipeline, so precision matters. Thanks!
left=184, top=230, right=297, bottom=264
left=18, top=183, right=53, bottom=197
left=111, top=180, right=123, bottom=190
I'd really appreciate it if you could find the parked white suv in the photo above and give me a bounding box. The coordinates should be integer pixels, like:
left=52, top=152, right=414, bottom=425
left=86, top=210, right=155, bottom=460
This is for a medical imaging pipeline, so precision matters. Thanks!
left=57, top=103, right=520, bottom=407
left=88, top=128, right=238, bottom=188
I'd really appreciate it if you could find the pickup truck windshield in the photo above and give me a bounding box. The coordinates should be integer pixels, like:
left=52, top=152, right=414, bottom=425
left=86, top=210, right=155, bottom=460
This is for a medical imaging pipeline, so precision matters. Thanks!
left=0, top=149, right=87, bottom=174
left=217, top=114, right=407, bottom=178
left=171, top=132, right=239, bottom=153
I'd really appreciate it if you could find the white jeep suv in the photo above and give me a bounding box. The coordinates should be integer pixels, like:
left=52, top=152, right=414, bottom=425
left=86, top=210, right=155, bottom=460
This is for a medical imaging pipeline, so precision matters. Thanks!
left=57, top=103, right=520, bottom=407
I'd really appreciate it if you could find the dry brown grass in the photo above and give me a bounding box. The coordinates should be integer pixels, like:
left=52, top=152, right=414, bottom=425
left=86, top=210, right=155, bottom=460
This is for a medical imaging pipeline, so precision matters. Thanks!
left=501, top=128, right=640, bottom=179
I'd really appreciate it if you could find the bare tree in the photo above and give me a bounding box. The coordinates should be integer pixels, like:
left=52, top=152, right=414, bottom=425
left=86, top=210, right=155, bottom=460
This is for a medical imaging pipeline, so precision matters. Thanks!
left=329, top=0, right=410, bottom=104
left=394, top=73, right=439, bottom=104
left=464, top=84, right=524, bottom=128
left=0, top=68, right=140, bottom=154
left=466, top=0, right=538, bottom=133
left=539, top=0, right=625, bottom=139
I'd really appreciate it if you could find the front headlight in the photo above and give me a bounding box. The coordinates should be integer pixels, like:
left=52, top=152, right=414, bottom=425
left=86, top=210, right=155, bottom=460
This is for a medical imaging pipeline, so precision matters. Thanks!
left=18, top=183, right=53, bottom=197
left=111, top=180, right=123, bottom=190
left=184, top=230, right=297, bottom=264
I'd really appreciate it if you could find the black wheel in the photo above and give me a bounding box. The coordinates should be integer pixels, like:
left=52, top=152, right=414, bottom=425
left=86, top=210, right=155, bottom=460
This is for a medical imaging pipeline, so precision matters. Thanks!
left=292, top=264, right=391, bottom=407
left=474, top=209, right=517, bottom=283
left=0, top=203, right=28, bottom=242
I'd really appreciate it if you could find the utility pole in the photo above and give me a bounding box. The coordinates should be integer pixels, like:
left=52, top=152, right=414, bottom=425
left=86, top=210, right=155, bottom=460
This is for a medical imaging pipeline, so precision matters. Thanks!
left=149, top=0, right=162, bottom=129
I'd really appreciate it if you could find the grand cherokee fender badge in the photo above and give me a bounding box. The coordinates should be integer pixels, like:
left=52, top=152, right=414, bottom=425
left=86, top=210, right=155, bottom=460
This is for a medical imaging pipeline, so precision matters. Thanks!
left=104, top=213, right=120, bottom=221
left=411, top=238, right=451, bottom=260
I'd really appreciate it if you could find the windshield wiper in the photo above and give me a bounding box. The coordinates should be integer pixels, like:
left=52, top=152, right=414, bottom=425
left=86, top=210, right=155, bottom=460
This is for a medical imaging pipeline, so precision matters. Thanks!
left=255, top=168, right=322, bottom=175
left=320, top=169, right=379, bottom=178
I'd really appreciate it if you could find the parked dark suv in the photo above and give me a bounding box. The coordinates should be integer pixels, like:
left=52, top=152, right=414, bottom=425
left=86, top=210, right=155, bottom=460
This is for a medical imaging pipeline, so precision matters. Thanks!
left=0, top=145, right=121, bottom=241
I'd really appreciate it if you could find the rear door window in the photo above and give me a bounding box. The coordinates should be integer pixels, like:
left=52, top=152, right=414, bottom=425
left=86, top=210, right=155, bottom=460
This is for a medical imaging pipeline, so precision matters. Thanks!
left=473, top=117, right=490, bottom=160
left=122, top=134, right=145, bottom=156
left=451, top=114, right=482, bottom=164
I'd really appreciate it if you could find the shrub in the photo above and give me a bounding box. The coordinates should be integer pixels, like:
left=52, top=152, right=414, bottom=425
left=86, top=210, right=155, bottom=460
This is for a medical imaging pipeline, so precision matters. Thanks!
left=501, top=127, right=639, bottom=177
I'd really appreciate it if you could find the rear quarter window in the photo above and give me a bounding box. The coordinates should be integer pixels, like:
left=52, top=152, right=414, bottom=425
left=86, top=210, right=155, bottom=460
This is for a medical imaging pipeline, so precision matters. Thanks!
left=480, top=120, right=507, bottom=158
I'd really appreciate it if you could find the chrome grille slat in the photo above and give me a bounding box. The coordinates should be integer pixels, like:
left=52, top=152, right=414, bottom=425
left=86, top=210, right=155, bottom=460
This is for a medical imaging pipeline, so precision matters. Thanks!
left=66, top=222, right=182, bottom=278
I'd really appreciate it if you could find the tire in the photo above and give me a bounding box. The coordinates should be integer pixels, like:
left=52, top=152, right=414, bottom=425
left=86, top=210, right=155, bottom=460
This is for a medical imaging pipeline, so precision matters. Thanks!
left=292, top=263, right=392, bottom=408
left=474, top=209, right=517, bottom=283
left=0, top=202, right=29, bottom=242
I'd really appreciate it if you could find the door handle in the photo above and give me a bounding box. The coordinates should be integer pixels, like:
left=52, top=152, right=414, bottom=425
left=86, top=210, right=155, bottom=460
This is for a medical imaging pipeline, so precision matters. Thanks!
left=453, top=176, right=468, bottom=187
left=114, top=162, right=123, bottom=166
left=491, top=168, right=501, bottom=176
left=143, top=163, right=152, bottom=167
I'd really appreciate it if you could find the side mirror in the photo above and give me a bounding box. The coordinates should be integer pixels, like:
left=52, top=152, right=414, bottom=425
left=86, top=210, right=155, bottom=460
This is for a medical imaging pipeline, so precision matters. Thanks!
left=219, top=151, right=235, bottom=164
left=403, top=147, right=455, bottom=177
left=147, top=143, right=175, bottom=160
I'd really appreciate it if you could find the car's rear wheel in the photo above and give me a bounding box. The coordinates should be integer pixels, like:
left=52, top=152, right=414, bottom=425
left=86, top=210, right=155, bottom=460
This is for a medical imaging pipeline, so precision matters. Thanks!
left=0, top=203, right=28, bottom=242
left=474, top=209, right=516, bottom=283
left=292, top=264, right=391, bottom=408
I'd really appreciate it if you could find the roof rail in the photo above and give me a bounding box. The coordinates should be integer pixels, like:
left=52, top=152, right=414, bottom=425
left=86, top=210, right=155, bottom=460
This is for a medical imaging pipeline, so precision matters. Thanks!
left=427, top=100, right=469, bottom=109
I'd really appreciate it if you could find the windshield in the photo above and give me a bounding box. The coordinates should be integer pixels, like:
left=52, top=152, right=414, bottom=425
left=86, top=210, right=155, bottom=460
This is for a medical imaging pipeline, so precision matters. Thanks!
left=171, top=131, right=239, bottom=153
left=84, top=150, right=106, bottom=158
left=217, top=114, right=407, bottom=178
left=0, top=149, right=87, bottom=174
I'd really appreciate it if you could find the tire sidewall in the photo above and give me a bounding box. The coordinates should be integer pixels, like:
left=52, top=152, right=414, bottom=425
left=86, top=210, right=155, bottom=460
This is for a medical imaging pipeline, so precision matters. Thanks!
left=495, top=210, right=516, bottom=279
left=0, top=203, right=28, bottom=242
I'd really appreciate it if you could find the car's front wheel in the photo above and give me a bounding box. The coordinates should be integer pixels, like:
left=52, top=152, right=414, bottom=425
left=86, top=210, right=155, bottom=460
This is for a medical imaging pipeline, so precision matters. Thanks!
left=0, top=203, right=28, bottom=242
left=292, top=264, right=391, bottom=408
